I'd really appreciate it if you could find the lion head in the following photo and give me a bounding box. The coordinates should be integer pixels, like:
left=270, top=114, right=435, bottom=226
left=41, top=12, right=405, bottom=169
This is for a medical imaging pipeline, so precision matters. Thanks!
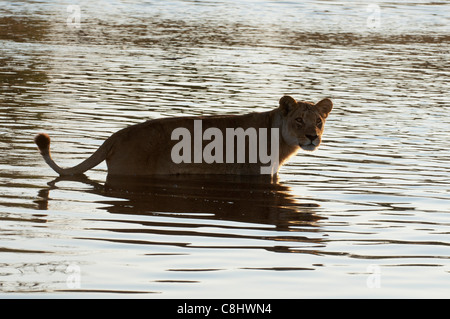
left=278, top=95, right=333, bottom=151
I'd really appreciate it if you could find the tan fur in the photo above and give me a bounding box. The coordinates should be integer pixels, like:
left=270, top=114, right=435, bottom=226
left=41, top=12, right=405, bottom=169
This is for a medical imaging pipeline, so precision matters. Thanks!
left=35, top=96, right=332, bottom=176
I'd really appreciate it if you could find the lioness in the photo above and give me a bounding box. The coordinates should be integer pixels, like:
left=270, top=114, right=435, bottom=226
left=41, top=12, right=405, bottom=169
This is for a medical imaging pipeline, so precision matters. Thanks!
left=35, top=96, right=332, bottom=176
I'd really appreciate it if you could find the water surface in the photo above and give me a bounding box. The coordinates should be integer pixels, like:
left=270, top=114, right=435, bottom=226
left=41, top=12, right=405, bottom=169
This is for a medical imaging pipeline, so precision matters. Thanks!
left=0, top=0, right=449, bottom=298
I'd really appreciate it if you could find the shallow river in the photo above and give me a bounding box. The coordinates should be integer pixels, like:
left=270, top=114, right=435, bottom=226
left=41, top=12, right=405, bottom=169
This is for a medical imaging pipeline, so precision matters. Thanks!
left=0, top=0, right=449, bottom=298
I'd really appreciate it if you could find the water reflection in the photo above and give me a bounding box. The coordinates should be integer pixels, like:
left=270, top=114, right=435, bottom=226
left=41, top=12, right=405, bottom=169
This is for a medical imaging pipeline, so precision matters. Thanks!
left=35, top=175, right=325, bottom=256
left=37, top=174, right=323, bottom=230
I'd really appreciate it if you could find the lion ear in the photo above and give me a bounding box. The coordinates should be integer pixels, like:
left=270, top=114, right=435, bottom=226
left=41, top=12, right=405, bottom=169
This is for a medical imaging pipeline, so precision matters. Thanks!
left=316, top=98, right=333, bottom=118
left=279, top=96, right=297, bottom=115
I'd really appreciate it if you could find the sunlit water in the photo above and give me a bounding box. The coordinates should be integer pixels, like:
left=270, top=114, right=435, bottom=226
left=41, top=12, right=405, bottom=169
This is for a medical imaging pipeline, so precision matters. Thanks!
left=0, top=0, right=449, bottom=298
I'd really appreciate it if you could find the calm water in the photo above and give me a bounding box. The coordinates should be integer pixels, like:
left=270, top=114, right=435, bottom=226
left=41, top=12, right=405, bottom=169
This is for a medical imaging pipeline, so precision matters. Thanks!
left=1, top=0, right=449, bottom=298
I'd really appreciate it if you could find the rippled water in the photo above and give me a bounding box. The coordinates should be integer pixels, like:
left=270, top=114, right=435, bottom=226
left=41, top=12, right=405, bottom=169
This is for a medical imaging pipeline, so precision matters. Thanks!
left=1, top=0, right=449, bottom=298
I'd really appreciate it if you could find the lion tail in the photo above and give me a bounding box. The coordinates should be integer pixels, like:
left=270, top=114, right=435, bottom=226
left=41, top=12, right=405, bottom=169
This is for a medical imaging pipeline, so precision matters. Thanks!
left=34, top=133, right=110, bottom=176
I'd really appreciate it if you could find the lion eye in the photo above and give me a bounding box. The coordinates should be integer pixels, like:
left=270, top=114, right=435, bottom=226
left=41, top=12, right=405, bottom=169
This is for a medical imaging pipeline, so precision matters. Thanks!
left=295, top=118, right=304, bottom=125
left=316, top=118, right=323, bottom=128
